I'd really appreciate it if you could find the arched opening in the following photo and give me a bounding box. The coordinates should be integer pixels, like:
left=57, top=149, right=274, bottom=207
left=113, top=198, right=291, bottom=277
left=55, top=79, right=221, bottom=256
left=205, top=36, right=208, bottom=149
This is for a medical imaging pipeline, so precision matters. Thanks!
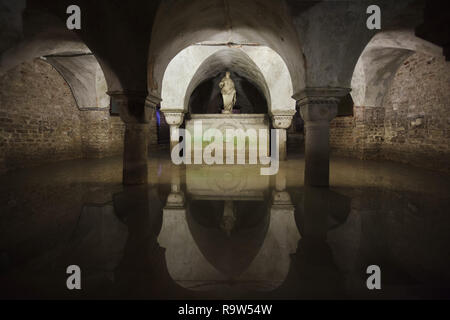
left=329, top=29, right=447, bottom=171
left=156, top=45, right=297, bottom=162
left=188, top=72, right=268, bottom=115
left=0, top=30, right=124, bottom=172
left=184, top=49, right=270, bottom=122
left=147, top=0, right=305, bottom=158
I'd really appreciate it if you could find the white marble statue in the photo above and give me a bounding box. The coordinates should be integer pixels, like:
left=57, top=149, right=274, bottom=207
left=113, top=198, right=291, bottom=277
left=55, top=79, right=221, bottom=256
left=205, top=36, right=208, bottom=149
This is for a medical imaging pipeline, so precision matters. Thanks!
left=219, top=72, right=236, bottom=114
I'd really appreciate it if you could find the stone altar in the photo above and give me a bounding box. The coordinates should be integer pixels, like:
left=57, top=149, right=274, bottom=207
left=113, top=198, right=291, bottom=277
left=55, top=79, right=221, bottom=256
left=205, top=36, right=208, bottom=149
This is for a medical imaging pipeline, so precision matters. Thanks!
left=185, top=113, right=270, bottom=163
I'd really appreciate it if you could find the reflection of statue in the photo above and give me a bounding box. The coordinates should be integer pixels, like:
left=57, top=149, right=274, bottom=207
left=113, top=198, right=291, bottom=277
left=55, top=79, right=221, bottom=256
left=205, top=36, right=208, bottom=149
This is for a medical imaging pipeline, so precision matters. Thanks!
left=219, top=72, right=236, bottom=114
left=220, top=200, right=236, bottom=236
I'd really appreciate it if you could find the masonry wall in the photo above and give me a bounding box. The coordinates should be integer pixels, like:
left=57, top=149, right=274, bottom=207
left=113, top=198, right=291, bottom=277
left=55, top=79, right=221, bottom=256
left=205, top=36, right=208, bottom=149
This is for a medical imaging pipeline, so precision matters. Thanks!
left=0, top=59, right=124, bottom=174
left=330, top=116, right=355, bottom=157
left=80, top=111, right=124, bottom=158
left=330, top=106, right=384, bottom=160
left=330, top=52, right=450, bottom=174
left=382, top=53, right=450, bottom=173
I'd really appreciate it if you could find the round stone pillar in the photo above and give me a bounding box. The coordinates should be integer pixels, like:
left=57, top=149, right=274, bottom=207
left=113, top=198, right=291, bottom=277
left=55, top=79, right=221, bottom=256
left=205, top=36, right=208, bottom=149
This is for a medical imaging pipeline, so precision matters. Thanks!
left=163, top=111, right=185, bottom=153
left=296, top=88, right=350, bottom=187
left=271, top=112, right=295, bottom=161
left=145, top=95, right=162, bottom=152
left=109, top=91, right=151, bottom=185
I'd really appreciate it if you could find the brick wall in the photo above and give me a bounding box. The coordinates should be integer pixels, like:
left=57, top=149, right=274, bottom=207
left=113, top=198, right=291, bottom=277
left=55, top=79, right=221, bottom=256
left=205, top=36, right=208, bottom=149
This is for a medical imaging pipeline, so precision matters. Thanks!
left=0, top=59, right=124, bottom=174
left=354, top=106, right=384, bottom=160
left=382, top=53, right=450, bottom=173
left=330, top=115, right=355, bottom=157
left=330, top=106, right=384, bottom=160
left=330, top=52, right=449, bottom=174
left=80, top=111, right=124, bottom=158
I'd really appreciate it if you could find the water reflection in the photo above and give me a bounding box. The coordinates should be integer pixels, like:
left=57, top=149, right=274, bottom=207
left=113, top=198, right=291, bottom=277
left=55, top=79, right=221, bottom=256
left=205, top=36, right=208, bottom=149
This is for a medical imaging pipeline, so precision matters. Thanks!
left=159, top=166, right=299, bottom=295
left=0, top=156, right=449, bottom=299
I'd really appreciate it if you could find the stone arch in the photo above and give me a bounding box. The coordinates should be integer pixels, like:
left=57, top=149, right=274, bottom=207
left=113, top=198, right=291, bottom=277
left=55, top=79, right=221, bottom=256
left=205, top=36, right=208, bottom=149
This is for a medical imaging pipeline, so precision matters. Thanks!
left=351, top=30, right=442, bottom=108
left=161, top=45, right=296, bottom=115
left=0, top=36, right=111, bottom=110
left=148, top=0, right=306, bottom=107
left=183, top=48, right=271, bottom=113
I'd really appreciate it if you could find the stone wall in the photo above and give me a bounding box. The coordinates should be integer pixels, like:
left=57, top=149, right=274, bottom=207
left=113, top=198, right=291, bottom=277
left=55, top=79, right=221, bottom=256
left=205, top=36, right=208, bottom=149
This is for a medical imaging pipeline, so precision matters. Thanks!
left=330, top=116, right=355, bottom=157
left=0, top=59, right=124, bottom=174
left=330, top=106, right=384, bottom=160
left=382, top=53, right=450, bottom=173
left=80, top=111, right=124, bottom=158
left=330, top=52, right=450, bottom=174
left=354, top=106, right=385, bottom=160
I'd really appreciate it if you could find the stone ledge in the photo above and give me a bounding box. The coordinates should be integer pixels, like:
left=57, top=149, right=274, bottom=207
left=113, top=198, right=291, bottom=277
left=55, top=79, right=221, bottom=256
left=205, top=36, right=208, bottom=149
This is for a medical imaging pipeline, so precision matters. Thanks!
left=189, top=113, right=268, bottom=120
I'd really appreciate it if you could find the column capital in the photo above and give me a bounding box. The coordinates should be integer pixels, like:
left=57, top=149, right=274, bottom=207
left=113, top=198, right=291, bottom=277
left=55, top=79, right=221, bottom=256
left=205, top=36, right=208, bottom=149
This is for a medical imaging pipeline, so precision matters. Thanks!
left=107, top=91, right=150, bottom=124
left=166, top=191, right=185, bottom=209
left=164, top=111, right=185, bottom=127
left=145, top=94, right=162, bottom=109
left=293, top=87, right=351, bottom=105
left=271, top=191, right=294, bottom=210
left=295, top=87, right=350, bottom=122
left=270, top=110, right=296, bottom=129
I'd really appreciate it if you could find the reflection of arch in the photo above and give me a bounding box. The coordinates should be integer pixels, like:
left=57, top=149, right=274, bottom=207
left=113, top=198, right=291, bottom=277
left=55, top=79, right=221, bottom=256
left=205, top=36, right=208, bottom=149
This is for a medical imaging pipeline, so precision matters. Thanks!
left=161, top=45, right=296, bottom=114
left=186, top=199, right=270, bottom=279
left=159, top=194, right=300, bottom=292
left=351, top=30, right=442, bottom=107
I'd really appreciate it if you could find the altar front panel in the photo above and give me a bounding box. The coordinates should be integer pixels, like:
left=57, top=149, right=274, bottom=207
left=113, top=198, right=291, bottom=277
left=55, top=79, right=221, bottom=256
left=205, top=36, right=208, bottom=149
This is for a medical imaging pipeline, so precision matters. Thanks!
left=185, top=114, right=270, bottom=162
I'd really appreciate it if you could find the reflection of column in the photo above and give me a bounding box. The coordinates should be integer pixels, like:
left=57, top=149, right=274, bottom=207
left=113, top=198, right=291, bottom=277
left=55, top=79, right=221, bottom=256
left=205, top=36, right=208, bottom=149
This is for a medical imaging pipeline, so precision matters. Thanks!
left=166, top=165, right=185, bottom=209
left=296, top=88, right=350, bottom=187
left=269, top=167, right=299, bottom=277
left=113, top=185, right=186, bottom=299
left=272, top=165, right=292, bottom=207
left=109, top=91, right=151, bottom=185
left=271, top=112, right=295, bottom=161
left=163, top=111, right=185, bottom=153
left=279, top=186, right=350, bottom=298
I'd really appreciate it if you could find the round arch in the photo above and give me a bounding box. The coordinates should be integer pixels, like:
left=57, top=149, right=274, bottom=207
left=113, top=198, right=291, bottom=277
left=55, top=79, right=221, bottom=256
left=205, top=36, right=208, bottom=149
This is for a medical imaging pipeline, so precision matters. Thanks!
left=0, top=29, right=112, bottom=111
left=184, top=48, right=271, bottom=112
left=148, top=0, right=306, bottom=108
left=161, top=45, right=296, bottom=114
left=351, top=30, right=443, bottom=108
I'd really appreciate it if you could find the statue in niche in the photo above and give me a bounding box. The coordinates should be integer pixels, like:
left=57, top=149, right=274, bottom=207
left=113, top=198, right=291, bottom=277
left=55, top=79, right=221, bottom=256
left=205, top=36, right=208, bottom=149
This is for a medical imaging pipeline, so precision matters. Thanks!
left=219, top=71, right=236, bottom=114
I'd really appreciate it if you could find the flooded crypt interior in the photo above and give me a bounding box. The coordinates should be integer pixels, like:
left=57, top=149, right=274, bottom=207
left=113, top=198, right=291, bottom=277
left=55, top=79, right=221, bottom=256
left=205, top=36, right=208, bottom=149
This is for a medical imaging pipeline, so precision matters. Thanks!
left=0, top=0, right=449, bottom=300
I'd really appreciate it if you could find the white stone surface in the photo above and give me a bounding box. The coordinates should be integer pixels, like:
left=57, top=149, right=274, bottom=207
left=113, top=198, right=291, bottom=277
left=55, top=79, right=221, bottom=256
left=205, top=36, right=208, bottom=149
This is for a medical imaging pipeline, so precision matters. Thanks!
left=185, top=113, right=270, bottom=163
left=161, top=45, right=296, bottom=114
left=351, top=30, right=442, bottom=107
left=186, top=165, right=269, bottom=200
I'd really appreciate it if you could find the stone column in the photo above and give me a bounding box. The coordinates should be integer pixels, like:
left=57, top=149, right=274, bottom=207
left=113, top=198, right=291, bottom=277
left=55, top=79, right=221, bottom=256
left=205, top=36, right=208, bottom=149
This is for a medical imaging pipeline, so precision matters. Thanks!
left=296, top=88, right=350, bottom=187
left=109, top=91, right=151, bottom=185
left=145, top=95, right=162, bottom=152
left=163, top=111, right=185, bottom=153
left=271, top=112, right=295, bottom=161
